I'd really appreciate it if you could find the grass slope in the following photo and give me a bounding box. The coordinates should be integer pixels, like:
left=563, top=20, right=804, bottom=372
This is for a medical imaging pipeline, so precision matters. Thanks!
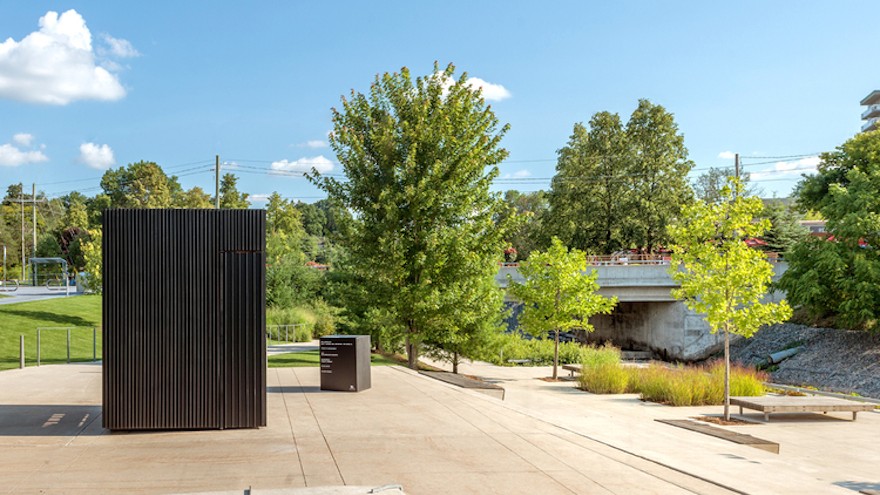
left=0, top=295, right=102, bottom=370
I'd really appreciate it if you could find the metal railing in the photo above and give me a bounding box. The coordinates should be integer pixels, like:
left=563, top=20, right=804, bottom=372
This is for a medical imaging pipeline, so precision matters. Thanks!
left=34, top=327, right=99, bottom=365
left=0, top=279, right=19, bottom=292
left=267, top=323, right=311, bottom=343
left=862, top=104, right=880, bottom=120
left=501, top=251, right=783, bottom=268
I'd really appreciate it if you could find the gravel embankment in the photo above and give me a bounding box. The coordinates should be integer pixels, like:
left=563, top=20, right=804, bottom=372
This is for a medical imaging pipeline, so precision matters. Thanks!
left=730, top=323, right=880, bottom=399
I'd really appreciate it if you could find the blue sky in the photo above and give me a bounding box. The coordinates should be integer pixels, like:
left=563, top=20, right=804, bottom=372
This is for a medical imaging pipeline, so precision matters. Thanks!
left=1, top=1, right=879, bottom=204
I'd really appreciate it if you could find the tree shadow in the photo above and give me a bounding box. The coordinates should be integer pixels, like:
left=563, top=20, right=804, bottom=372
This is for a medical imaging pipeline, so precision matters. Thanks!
left=0, top=308, right=97, bottom=328
left=0, top=404, right=103, bottom=436
left=267, top=386, right=322, bottom=394
left=833, top=481, right=880, bottom=491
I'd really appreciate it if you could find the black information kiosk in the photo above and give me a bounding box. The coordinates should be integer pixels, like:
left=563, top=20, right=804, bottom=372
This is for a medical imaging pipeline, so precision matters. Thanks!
left=319, top=335, right=371, bottom=392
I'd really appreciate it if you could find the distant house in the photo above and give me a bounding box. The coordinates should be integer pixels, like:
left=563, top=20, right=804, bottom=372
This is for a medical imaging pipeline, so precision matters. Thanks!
left=799, top=219, right=826, bottom=235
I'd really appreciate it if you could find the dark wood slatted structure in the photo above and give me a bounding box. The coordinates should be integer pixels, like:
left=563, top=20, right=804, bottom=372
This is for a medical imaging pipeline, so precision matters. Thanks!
left=102, top=209, right=266, bottom=430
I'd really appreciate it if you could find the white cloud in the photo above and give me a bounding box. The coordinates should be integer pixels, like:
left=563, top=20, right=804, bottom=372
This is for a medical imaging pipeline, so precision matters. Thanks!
left=0, top=134, right=48, bottom=166
left=750, top=156, right=820, bottom=180
left=503, top=169, right=532, bottom=179
left=271, top=155, right=334, bottom=175
left=100, top=34, right=139, bottom=58
left=78, top=142, right=115, bottom=169
left=12, top=133, right=34, bottom=147
left=465, top=77, right=511, bottom=102
left=434, top=73, right=512, bottom=102
left=718, top=151, right=736, bottom=160
left=0, top=9, right=131, bottom=105
left=249, top=193, right=271, bottom=203
left=298, top=140, right=328, bottom=149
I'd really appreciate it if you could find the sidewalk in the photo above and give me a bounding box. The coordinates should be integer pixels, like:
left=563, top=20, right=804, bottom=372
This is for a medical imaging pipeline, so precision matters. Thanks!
left=422, top=357, right=880, bottom=494
left=0, top=361, right=878, bottom=494
left=0, top=285, right=81, bottom=306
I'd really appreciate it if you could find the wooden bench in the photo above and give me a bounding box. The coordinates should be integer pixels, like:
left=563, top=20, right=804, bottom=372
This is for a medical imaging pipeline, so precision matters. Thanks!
left=420, top=371, right=505, bottom=400
left=562, top=364, right=581, bottom=377
left=730, top=396, right=876, bottom=422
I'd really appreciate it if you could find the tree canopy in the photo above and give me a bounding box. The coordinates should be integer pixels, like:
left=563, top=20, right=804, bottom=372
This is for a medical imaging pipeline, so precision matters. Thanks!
left=780, top=130, right=880, bottom=331
left=548, top=100, right=693, bottom=254
left=311, top=63, right=514, bottom=368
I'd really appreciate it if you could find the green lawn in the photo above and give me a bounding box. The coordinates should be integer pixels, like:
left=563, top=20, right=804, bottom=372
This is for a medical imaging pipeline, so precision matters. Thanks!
left=0, top=295, right=103, bottom=370
left=268, top=350, right=399, bottom=368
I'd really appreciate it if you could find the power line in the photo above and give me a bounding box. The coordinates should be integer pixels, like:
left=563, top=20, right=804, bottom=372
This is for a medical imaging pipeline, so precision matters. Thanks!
left=38, top=160, right=214, bottom=186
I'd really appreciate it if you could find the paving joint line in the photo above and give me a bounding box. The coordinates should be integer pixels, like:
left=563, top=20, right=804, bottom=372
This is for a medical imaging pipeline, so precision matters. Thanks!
left=294, top=367, right=346, bottom=485
left=275, top=368, right=307, bottom=487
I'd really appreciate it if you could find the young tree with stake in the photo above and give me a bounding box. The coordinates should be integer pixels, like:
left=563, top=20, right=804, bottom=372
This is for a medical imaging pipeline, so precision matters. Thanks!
left=508, top=237, right=617, bottom=379
left=668, top=178, right=792, bottom=420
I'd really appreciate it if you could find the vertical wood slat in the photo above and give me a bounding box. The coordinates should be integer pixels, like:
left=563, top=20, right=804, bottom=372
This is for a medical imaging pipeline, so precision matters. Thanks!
left=102, top=209, right=266, bottom=430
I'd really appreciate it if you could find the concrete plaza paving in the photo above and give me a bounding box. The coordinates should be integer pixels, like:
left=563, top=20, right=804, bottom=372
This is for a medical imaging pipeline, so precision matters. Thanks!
left=0, top=361, right=877, bottom=494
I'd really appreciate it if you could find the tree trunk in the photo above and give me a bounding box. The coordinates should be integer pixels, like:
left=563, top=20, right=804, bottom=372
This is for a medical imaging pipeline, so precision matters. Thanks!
left=452, top=351, right=459, bottom=374
left=553, top=288, right=561, bottom=380
left=553, top=329, right=560, bottom=380
left=724, top=323, right=731, bottom=421
left=406, top=328, right=419, bottom=370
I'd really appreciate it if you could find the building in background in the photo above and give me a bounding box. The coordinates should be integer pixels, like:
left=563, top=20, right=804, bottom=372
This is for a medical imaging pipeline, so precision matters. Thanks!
left=862, top=90, right=880, bottom=133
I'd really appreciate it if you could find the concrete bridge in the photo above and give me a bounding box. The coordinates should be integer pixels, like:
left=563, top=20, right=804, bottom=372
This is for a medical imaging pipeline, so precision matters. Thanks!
left=496, top=262, right=787, bottom=361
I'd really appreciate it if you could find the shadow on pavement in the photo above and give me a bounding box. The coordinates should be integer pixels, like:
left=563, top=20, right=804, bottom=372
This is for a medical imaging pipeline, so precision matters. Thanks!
left=266, top=385, right=322, bottom=394
left=833, top=481, right=880, bottom=491
left=0, top=404, right=102, bottom=436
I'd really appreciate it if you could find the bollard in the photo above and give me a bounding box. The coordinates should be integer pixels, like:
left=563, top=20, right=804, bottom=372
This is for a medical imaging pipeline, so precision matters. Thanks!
left=37, top=329, right=41, bottom=366
left=67, top=328, right=71, bottom=364
left=20, top=335, right=24, bottom=369
left=93, top=327, right=97, bottom=362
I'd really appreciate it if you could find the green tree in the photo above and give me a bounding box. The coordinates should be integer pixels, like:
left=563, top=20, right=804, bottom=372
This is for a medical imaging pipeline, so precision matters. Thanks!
left=669, top=178, right=792, bottom=420
left=424, top=266, right=506, bottom=373
left=626, top=100, right=694, bottom=252
left=500, top=190, right=549, bottom=260
left=549, top=115, right=629, bottom=253
left=218, top=173, right=250, bottom=209
left=174, top=186, right=214, bottom=209
left=548, top=100, right=693, bottom=254
left=780, top=131, right=880, bottom=330
left=264, top=192, right=320, bottom=308
left=311, top=63, right=514, bottom=369
left=100, top=161, right=177, bottom=208
left=693, top=167, right=757, bottom=204
left=760, top=200, right=808, bottom=253
left=508, top=237, right=618, bottom=379
left=81, top=227, right=102, bottom=293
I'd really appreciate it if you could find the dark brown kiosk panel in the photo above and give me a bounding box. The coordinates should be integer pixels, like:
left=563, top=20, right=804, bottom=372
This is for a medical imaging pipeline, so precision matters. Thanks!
left=102, top=209, right=266, bottom=430
left=320, top=335, right=371, bottom=392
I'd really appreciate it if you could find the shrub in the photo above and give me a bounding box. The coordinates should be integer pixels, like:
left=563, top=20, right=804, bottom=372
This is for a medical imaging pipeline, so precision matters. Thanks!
left=581, top=342, right=621, bottom=369
left=578, top=361, right=629, bottom=394
left=712, top=361, right=767, bottom=397
left=267, top=306, right=316, bottom=342
left=632, top=362, right=765, bottom=406
left=309, top=298, right=337, bottom=338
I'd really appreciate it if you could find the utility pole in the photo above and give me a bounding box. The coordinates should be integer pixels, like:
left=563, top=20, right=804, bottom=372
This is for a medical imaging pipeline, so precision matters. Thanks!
left=9, top=184, right=47, bottom=283
left=215, top=155, right=221, bottom=209
left=32, top=183, right=37, bottom=260
left=734, top=153, right=740, bottom=181
left=20, top=185, right=24, bottom=281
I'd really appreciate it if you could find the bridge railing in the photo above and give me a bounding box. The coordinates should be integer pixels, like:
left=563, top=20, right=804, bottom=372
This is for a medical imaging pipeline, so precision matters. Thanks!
left=500, top=251, right=782, bottom=268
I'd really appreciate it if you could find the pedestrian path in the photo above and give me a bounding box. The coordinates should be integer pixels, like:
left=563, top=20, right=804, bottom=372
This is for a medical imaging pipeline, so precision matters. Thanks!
left=1, top=360, right=878, bottom=494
